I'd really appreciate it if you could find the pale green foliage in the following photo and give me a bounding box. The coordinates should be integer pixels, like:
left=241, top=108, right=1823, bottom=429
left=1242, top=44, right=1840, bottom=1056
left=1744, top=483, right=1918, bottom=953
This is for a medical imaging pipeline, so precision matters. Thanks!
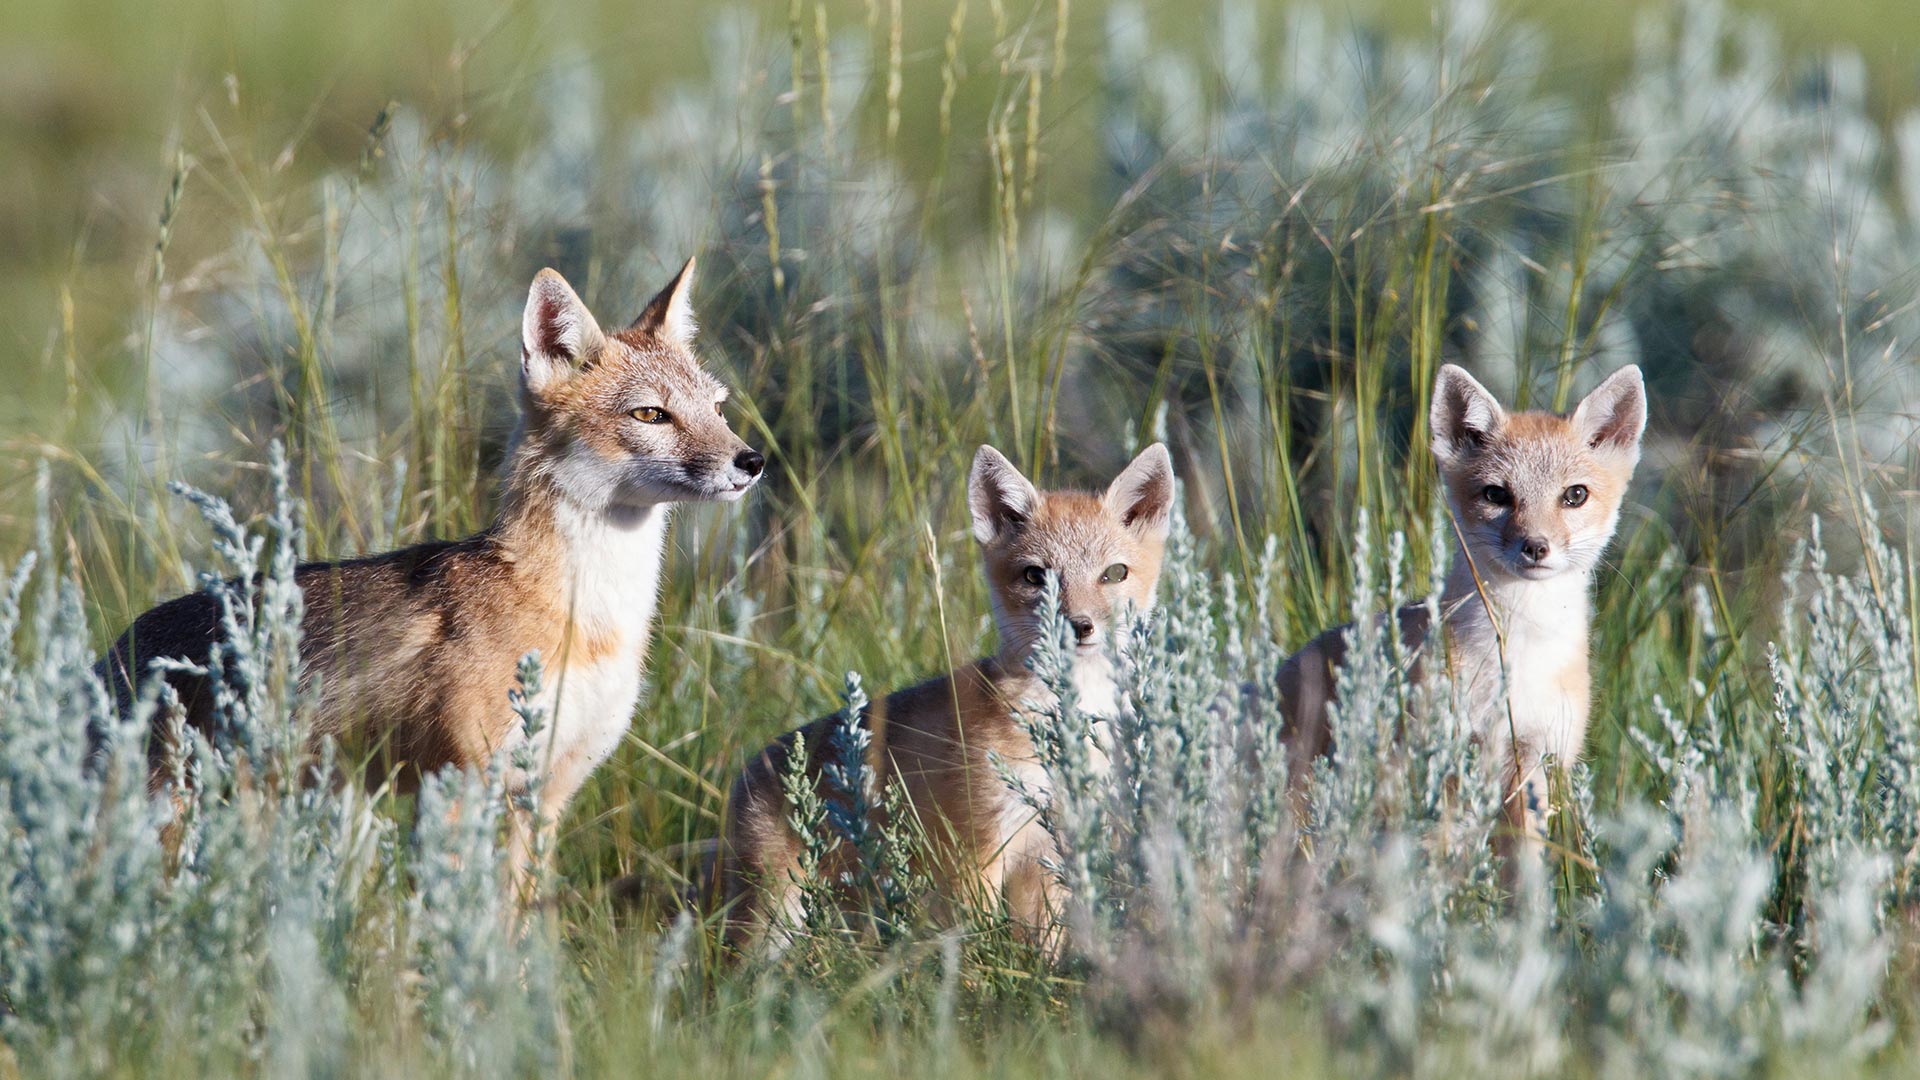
left=0, top=452, right=557, bottom=1076
left=12, top=0, right=1920, bottom=1075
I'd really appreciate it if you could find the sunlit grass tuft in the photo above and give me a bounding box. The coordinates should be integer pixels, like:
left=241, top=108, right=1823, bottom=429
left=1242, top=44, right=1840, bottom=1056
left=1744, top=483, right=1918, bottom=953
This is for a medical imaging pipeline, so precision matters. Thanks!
left=6, top=0, right=1920, bottom=1075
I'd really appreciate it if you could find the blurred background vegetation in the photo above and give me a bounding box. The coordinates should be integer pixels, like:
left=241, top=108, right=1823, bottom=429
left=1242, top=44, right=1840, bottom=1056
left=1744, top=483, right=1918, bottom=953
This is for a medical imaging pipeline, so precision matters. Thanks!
left=3, top=0, right=1915, bottom=456
left=5, top=0, right=1920, bottom=1071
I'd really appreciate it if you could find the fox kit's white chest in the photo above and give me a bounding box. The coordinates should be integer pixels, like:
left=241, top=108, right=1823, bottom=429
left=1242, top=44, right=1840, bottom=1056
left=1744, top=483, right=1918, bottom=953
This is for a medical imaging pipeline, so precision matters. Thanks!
left=511, top=504, right=671, bottom=789
left=994, top=656, right=1120, bottom=839
left=532, top=658, right=646, bottom=782
left=1443, top=569, right=1592, bottom=768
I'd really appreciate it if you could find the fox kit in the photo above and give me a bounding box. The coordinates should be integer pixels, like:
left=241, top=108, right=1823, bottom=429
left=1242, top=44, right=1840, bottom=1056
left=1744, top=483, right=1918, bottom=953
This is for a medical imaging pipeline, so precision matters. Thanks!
left=1278, top=364, right=1646, bottom=846
left=712, top=443, right=1175, bottom=955
left=101, top=260, right=763, bottom=882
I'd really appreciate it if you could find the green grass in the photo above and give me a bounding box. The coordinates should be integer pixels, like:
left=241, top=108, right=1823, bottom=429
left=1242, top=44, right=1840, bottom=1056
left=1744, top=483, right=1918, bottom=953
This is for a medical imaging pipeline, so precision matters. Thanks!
left=3, top=0, right=1915, bottom=452
left=6, top=0, right=1920, bottom=1074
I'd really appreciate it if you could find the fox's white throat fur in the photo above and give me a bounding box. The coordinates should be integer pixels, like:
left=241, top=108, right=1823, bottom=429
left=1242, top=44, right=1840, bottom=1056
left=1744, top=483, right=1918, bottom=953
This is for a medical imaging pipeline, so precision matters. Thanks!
left=1440, top=550, right=1595, bottom=821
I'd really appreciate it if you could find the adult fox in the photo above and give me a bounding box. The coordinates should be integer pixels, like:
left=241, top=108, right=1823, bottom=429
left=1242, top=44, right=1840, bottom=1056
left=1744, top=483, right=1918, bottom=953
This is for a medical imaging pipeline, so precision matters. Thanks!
left=101, top=260, right=762, bottom=884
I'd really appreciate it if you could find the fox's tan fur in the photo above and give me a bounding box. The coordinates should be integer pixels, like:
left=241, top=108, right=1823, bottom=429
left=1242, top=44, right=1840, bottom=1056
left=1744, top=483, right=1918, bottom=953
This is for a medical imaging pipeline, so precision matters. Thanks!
left=712, top=443, right=1176, bottom=956
left=101, top=260, right=763, bottom=881
left=1278, top=364, right=1647, bottom=847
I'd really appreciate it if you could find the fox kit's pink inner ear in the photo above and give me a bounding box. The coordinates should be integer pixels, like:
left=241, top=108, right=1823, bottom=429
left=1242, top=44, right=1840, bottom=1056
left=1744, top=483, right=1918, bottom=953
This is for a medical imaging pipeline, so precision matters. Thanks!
left=1429, top=364, right=1506, bottom=462
left=1572, top=365, right=1648, bottom=458
left=1104, top=442, right=1175, bottom=537
left=629, top=256, right=698, bottom=350
left=521, top=268, right=605, bottom=393
left=969, top=445, right=1040, bottom=544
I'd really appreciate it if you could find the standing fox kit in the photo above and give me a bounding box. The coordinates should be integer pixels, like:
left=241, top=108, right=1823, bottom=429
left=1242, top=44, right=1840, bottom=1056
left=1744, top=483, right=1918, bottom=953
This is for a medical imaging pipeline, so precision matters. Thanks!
left=1279, top=364, right=1647, bottom=843
left=714, top=443, right=1175, bottom=954
left=102, top=259, right=762, bottom=872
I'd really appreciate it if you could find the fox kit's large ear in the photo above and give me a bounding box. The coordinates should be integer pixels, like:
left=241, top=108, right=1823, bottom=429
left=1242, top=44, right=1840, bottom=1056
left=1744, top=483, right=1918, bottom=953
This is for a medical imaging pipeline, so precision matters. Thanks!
left=969, top=445, right=1040, bottom=544
left=1571, top=365, right=1647, bottom=462
left=522, top=269, right=605, bottom=394
left=630, top=256, right=698, bottom=350
left=1104, top=442, right=1175, bottom=540
left=1430, top=364, right=1505, bottom=463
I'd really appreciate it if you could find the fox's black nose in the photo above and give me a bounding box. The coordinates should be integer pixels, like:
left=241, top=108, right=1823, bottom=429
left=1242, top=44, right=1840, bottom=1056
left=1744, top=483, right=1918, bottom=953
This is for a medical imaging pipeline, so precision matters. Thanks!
left=1519, top=536, right=1551, bottom=564
left=735, top=449, right=765, bottom=478
left=1069, top=616, right=1096, bottom=643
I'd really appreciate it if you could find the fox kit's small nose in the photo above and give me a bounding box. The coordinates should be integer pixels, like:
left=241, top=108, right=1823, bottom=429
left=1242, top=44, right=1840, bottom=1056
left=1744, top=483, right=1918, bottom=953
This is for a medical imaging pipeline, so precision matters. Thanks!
left=735, top=449, right=765, bottom=477
left=1519, top=536, right=1550, bottom=564
left=1069, top=616, right=1096, bottom=643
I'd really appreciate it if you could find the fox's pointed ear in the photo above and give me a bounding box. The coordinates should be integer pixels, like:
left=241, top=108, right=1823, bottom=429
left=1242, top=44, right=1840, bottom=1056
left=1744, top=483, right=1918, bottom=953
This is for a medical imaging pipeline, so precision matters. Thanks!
left=1104, top=442, right=1175, bottom=540
left=522, top=269, right=605, bottom=394
left=1572, top=365, right=1647, bottom=461
left=630, top=256, right=698, bottom=349
left=969, top=445, right=1040, bottom=544
left=1430, top=364, right=1505, bottom=463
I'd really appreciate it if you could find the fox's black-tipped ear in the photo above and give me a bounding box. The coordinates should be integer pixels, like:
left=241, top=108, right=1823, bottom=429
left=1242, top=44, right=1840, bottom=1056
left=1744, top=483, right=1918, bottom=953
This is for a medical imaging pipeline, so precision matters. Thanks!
left=522, top=269, right=605, bottom=393
left=1104, top=442, right=1175, bottom=540
left=1429, top=364, right=1506, bottom=463
left=630, top=256, right=698, bottom=350
left=969, top=445, right=1040, bottom=544
left=1572, top=364, right=1648, bottom=462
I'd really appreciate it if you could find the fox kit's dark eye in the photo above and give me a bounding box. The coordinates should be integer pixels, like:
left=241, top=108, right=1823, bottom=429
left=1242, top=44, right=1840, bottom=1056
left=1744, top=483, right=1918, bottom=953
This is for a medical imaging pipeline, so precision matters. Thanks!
left=1021, top=566, right=1049, bottom=588
left=1099, top=563, right=1129, bottom=584
left=1562, top=484, right=1589, bottom=508
left=1481, top=485, right=1512, bottom=506
left=631, top=406, right=671, bottom=425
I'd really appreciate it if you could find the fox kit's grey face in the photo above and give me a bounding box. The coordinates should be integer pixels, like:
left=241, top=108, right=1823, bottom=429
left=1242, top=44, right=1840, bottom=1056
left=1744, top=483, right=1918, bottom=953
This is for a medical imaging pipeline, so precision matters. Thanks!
left=968, top=443, right=1175, bottom=659
left=1430, top=364, right=1647, bottom=581
left=519, top=260, right=764, bottom=510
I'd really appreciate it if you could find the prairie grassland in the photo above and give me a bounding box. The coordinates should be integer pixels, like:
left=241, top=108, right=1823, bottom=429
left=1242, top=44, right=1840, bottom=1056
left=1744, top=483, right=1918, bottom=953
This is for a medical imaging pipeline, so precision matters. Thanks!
left=5, top=0, right=1920, bottom=1076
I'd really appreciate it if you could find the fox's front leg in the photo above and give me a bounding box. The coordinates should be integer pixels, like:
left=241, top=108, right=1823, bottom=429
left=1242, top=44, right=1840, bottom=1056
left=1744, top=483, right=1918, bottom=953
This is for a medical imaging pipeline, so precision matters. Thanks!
left=1512, top=758, right=1553, bottom=843
left=996, top=822, right=1067, bottom=960
left=502, top=796, right=544, bottom=908
left=502, top=747, right=602, bottom=906
left=1493, top=747, right=1556, bottom=898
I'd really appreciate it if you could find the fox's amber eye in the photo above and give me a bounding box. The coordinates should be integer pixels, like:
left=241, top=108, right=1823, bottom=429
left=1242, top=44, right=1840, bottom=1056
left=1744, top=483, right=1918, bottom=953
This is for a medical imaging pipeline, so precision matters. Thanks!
left=631, top=406, right=671, bottom=425
left=1021, top=566, right=1049, bottom=588
left=1099, top=563, right=1129, bottom=584
left=1562, top=484, right=1589, bottom=508
left=1481, top=485, right=1512, bottom=506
